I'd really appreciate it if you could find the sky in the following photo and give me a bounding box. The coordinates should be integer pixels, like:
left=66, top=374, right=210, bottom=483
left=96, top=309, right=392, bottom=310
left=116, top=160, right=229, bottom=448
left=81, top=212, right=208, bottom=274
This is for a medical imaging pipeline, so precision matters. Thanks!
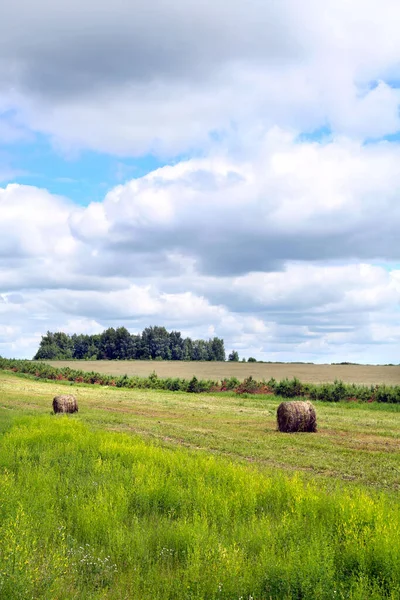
left=1, top=0, right=400, bottom=363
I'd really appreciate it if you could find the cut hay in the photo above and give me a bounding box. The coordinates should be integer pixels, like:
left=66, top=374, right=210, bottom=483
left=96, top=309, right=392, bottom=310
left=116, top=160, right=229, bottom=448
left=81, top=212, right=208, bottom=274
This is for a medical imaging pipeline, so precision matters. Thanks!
left=277, top=401, right=316, bottom=433
left=52, top=394, right=78, bottom=414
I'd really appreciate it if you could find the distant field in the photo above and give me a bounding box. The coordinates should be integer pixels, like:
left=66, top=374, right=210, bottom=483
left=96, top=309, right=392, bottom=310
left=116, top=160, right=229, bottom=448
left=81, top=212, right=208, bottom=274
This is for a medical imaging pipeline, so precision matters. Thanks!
left=44, top=359, right=400, bottom=385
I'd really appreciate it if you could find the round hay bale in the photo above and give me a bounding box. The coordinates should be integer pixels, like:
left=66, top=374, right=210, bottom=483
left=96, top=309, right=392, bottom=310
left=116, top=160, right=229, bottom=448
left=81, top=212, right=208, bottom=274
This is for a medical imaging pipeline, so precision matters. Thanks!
left=277, top=400, right=316, bottom=433
left=52, top=394, right=78, bottom=414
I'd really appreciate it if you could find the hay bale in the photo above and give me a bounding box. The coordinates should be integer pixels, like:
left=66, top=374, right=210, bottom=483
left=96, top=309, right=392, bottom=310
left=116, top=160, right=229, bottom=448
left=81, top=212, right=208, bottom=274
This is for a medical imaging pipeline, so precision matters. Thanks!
left=277, top=400, right=316, bottom=433
left=52, top=394, right=78, bottom=414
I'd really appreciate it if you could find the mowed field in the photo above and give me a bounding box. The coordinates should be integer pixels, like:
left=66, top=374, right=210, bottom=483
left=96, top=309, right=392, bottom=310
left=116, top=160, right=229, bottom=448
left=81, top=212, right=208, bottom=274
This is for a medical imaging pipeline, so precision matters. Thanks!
left=45, top=359, right=400, bottom=385
left=1, top=370, right=400, bottom=598
left=1, top=370, right=400, bottom=489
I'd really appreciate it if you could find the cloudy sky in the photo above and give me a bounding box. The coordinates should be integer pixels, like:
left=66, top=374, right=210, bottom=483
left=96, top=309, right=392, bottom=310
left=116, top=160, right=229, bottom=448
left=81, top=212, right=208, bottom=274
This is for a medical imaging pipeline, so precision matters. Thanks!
left=1, top=0, right=400, bottom=363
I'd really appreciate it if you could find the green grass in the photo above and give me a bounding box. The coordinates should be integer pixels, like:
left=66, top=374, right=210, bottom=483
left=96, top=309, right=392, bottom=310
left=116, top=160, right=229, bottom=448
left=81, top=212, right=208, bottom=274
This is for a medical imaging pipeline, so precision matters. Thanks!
left=1, top=370, right=399, bottom=490
left=0, top=415, right=400, bottom=599
left=0, top=371, right=400, bottom=598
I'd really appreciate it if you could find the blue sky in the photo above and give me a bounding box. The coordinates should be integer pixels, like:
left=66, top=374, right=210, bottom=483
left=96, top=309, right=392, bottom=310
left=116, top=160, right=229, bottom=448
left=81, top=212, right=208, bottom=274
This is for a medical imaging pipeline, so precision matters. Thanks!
left=1, top=134, right=163, bottom=204
left=0, top=0, right=400, bottom=363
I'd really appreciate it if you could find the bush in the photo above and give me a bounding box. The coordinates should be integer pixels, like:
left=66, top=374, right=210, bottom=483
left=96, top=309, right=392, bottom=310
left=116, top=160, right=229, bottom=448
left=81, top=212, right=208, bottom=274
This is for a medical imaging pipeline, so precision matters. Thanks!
left=375, top=385, right=400, bottom=404
left=275, top=378, right=304, bottom=398
left=1, top=357, right=400, bottom=403
left=220, top=377, right=240, bottom=391
left=164, top=378, right=183, bottom=392
left=236, top=376, right=262, bottom=394
left=188, top=376, right=200, bottom=393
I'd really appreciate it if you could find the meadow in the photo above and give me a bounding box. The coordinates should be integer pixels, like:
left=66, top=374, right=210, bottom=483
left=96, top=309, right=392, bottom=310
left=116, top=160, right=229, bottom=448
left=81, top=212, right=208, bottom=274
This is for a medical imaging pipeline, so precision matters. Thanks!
left=44, top=360, right=400, bottom=385
left=0, top=369, right=400, bottom=599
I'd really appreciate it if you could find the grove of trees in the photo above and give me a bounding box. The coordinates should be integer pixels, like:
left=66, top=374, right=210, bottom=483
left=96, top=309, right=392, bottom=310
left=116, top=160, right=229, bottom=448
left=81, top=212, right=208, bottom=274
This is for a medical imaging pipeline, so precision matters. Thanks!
left=33, top=326, right=226, bottom=361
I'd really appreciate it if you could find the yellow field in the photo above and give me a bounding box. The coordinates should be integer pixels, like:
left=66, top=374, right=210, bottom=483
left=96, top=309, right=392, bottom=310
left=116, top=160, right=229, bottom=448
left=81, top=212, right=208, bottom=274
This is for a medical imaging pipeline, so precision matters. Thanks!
left=45, top=360, right=400, bottom=385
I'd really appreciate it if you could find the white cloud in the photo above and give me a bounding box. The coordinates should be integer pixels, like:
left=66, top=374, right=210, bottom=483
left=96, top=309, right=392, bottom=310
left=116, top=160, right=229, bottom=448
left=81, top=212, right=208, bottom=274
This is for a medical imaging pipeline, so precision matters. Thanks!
left=68, top=132, right=400, bottom=279
left=60, top=318, right=104, bottom=335
left=230, top=264, right=400, bottom=312
left=2, top=0, right=400, bottom=155
left=0, top=131, right=399, bottom=361
left=0, top=184, right=76, bottom=259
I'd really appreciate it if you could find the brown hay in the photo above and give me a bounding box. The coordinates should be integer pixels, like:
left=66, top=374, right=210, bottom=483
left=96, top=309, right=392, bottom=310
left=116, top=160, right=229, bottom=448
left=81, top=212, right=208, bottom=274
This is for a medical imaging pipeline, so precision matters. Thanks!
left=277, top=400, right=317, bottom=433
left=52, top=394, right=78, bottom=414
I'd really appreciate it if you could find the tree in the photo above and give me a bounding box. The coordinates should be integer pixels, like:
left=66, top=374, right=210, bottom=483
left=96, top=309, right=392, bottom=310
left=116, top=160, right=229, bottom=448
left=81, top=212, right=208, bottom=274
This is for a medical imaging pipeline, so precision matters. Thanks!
left=33, top=331, right=73, bottom=360
left=192, top=340, right=209, bottom=361
left=32, top=326, right=228, bottom=362
left=228, top=350, right=239, bottom=362
left=247, top=357, right=257, bottom=363
left=141, top=326, right=171, bottom=360
left=129, top=334, right=141, bottom=360
left=71, top=334, right=88, bottom=359
left=170, top=331, right=184, bottom=360
left=210, top=337, right=226, bottom=361
left=99, top=328, right=119, bottom=360
left=34, top=342, right=63, bottom=360
left=183, top=338, right=193, bottom=361
left=87, top=334, right=101, bottom=359
left=115, top=327, right=133, bottom=359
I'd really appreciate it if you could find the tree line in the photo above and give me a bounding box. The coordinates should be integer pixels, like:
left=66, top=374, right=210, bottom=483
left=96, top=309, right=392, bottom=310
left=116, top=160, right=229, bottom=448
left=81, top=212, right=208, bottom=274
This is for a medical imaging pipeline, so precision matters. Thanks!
left=33, top=326, right=227, bottom=361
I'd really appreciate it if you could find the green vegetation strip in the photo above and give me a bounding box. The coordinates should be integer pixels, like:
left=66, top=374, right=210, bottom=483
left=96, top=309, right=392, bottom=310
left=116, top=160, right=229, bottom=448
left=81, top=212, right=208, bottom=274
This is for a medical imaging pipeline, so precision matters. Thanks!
left=0, top=414, right=399, bottom=599
left=2, top=356, right=400, bottom=402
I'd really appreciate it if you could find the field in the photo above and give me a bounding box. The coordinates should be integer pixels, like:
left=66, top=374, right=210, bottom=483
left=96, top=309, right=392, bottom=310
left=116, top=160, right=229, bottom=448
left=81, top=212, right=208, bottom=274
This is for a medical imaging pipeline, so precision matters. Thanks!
left=1, top=370, right=400, bottom=599
left=44, top=360, right=400, bottom=385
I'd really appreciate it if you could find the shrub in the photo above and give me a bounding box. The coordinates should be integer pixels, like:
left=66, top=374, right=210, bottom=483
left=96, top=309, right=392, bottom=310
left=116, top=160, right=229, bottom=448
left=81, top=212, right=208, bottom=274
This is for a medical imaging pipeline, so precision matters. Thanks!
left=164, top=378, right=182, bottom=391
left=220, top=377, right=240, bottom=391
left=1, top=356, right=400, bottom=403
left=188, top=376, right=200, bottom=393
left=275, top=378, right=304, bottom=398
left=375, top=385, right=400, bottom=404
left=236, top=376, right=263, bottom=394
left=115, top=375, right=129, bottom=388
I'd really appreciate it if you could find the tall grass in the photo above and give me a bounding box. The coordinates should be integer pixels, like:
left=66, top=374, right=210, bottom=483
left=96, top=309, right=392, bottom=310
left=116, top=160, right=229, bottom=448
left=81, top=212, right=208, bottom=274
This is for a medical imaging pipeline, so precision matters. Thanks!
left=0, top=415, right=399, bottom=599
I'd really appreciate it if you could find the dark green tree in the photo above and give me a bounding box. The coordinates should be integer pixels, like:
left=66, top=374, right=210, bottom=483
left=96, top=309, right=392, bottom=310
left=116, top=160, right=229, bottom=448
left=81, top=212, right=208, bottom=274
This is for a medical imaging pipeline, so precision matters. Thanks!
left=210, top=337, right=226, bottom=361
left=115, top=327, right=133, bottom=359
left=192, top=340, right=209, bottom=361
left=169, top=331, right=184, bottom=360
left=99, top=328, right=118, bottom=360
left=33, top=326, right=227, bottom=362
left=183, top=338, right=193, bottom=361
left=141, top=326, right=171, bottom=360
left=34, top=331, right=73, bottom=360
